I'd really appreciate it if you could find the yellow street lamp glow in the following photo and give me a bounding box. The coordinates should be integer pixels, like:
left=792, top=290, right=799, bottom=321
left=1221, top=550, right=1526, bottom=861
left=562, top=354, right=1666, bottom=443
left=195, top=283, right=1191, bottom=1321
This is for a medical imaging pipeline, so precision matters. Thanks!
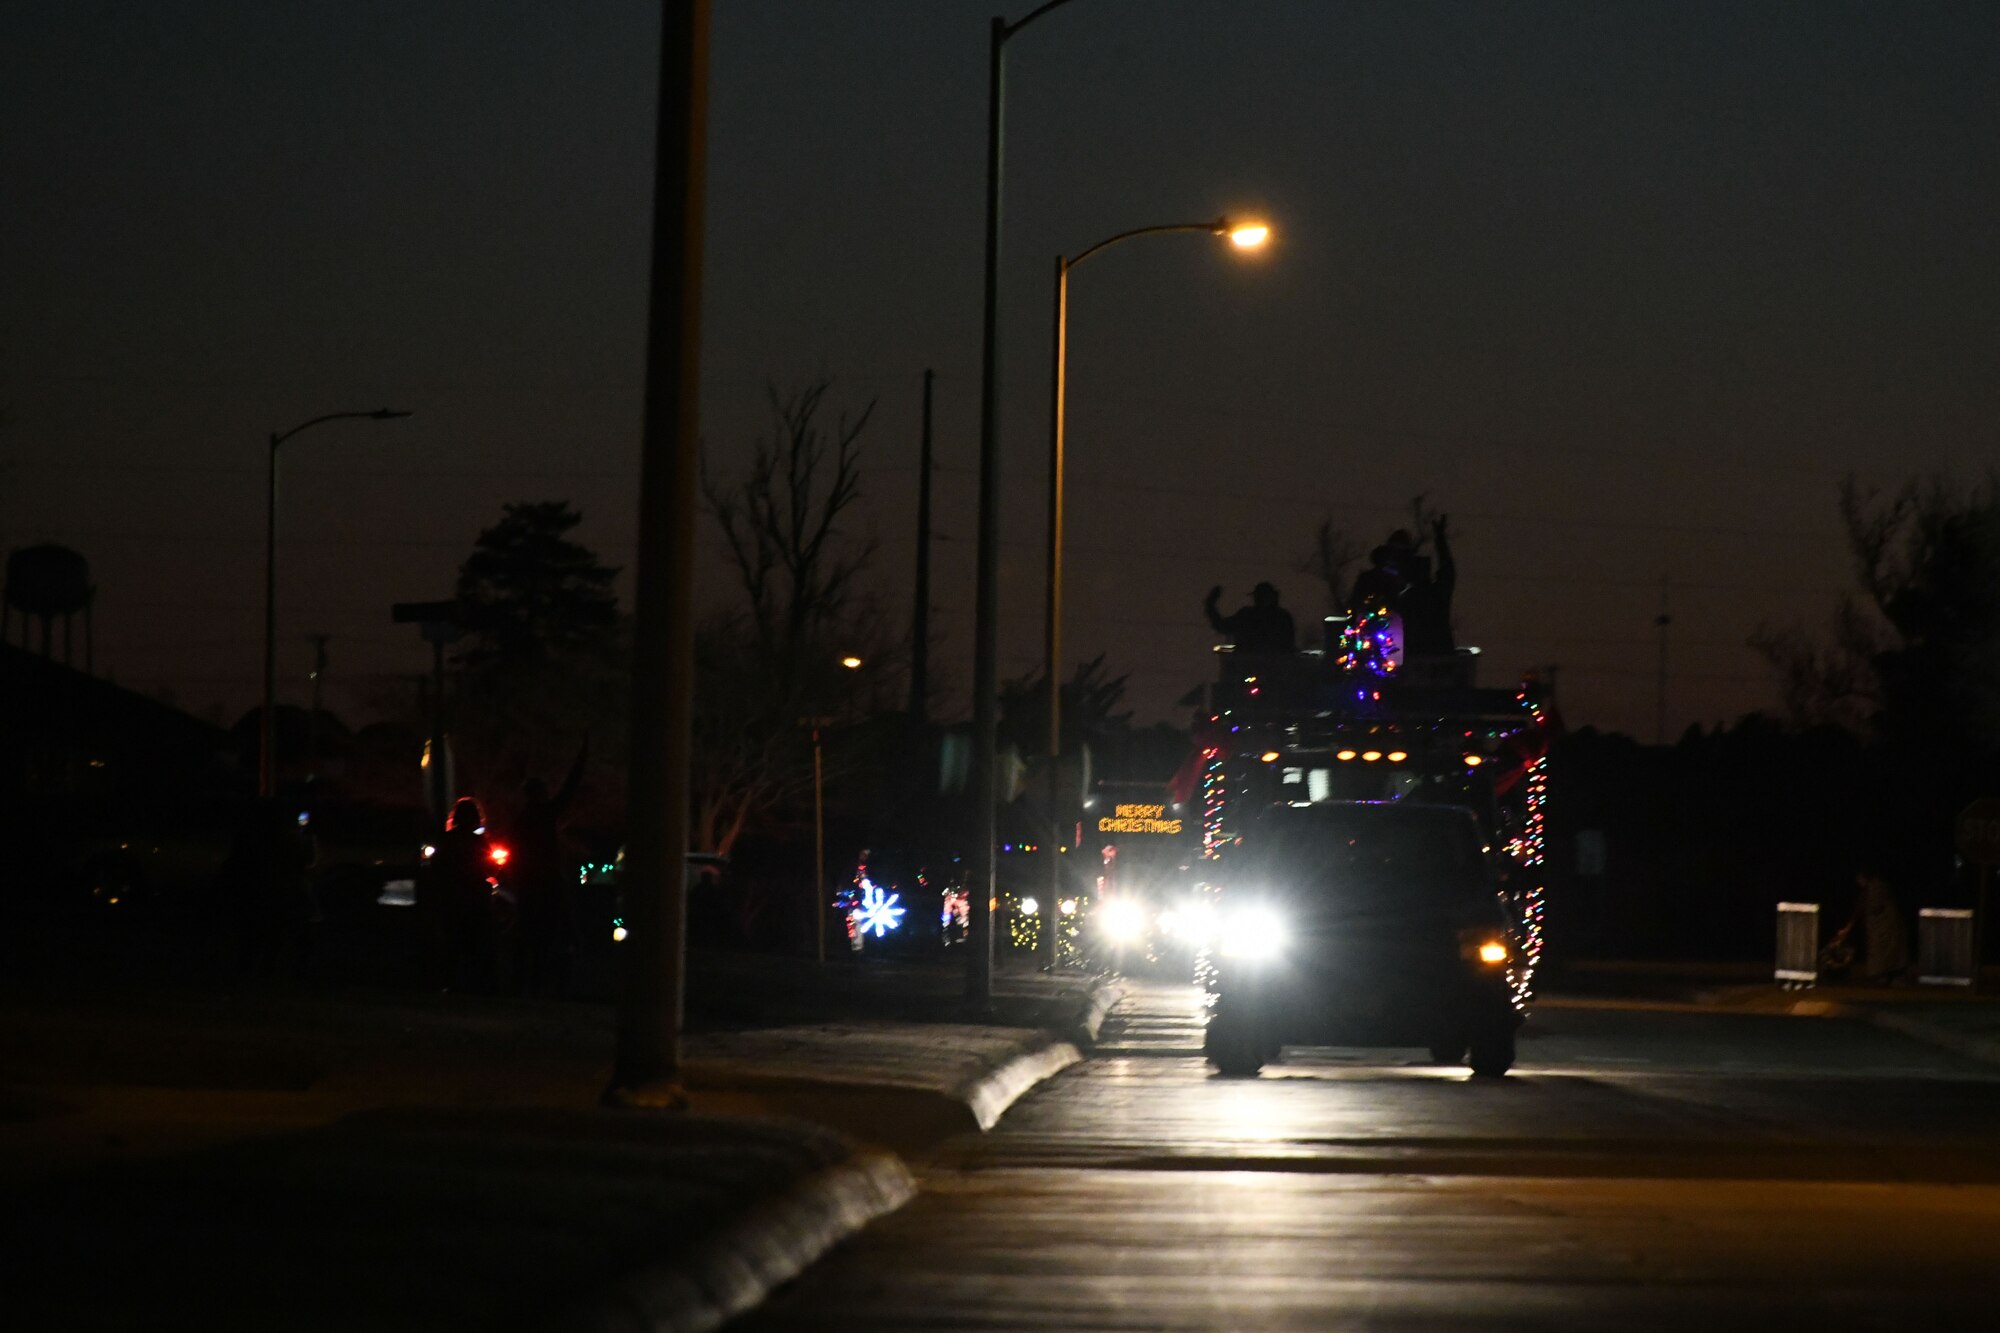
left=1260, top=750, right=1281, bottom=763
left=1224, top=222, right=1270, bottom=249
left=1386, top=751, right=1408, bottom=763
left=839, top=655, right=863, bottom=670
left=1477, top=940, right=1509, bottom=965
left=1336, top=749, right=1358, bottom=761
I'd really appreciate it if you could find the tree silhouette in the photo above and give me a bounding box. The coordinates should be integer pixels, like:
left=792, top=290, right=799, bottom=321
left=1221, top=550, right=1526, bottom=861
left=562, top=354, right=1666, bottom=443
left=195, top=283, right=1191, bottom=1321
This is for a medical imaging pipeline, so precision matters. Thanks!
left=455, top=500, right=619, bottom=671
left=693, top=381, right=895, bottom=854
left=449, top=501, right=624, bottom=810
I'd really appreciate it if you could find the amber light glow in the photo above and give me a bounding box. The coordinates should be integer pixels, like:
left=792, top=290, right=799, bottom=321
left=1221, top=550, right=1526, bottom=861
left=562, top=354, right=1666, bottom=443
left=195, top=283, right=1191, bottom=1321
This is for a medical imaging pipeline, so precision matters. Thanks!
left=1478, top=941, right=1509, bottom=965
left=1226, top=222, right=1271, bottom=249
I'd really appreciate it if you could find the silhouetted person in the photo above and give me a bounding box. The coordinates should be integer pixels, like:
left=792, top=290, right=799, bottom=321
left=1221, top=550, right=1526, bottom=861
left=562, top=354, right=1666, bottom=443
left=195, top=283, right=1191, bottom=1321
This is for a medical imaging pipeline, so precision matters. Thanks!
left=218, top=798, right=316, bottom=979
left=427, top=795, right=500, bottom=991
left=1830, top=862, right=1910, bottom=985
left=511, top=736, right=588, bottom=996
left=1350, top=529, right=1418, bottom=618
left=1205, top=582, right=1296, bottom=655
left=1403, top=515, right=1458, bottom=654
left=1350, top=519, right=1458, bottom=655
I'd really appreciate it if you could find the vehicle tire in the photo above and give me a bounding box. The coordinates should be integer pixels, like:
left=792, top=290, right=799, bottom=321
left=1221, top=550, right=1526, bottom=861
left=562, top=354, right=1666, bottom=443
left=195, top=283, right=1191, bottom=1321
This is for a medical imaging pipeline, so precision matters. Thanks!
left=1468, top=1028, right=1515, bottom=1078
left=1428, top=1040, right=1467, bottom=1065
left=1205, top=1004, right=1264, bottom=1078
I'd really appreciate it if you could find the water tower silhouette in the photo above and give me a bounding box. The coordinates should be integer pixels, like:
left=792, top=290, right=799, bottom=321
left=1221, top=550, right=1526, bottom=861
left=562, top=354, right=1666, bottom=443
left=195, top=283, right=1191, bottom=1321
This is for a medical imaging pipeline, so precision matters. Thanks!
left=3, top=543, right=96, bottom=671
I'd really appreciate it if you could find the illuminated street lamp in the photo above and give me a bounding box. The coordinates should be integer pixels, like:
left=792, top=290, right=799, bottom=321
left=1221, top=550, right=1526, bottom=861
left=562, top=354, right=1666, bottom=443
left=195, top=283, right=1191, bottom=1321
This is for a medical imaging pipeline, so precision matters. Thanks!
left=812, top=653, right=865, bottom=964
left=260, top=409, right=411, bottom=799
left=1039, top=217, right=1270, bottom=964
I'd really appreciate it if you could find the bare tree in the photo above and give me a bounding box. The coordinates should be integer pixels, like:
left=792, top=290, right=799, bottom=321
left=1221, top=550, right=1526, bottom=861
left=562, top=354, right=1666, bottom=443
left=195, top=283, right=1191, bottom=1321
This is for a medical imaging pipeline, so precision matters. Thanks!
left=693, top=381, right=895, bottom=854
left=1755, top=472, right=2000, bottom=742
left=1295, top=516, right=1363, bottom=618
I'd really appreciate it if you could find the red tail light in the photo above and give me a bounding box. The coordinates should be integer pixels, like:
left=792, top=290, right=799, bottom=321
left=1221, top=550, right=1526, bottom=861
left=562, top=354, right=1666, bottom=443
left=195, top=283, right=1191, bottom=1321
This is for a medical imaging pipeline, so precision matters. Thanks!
left=488, top=844, right=511, bottom=867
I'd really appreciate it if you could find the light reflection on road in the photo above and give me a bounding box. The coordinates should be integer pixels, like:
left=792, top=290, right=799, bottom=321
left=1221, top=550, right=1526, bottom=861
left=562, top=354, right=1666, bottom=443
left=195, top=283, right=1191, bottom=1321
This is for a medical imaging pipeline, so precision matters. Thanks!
left=738, top=982, right=2000, bottom=1331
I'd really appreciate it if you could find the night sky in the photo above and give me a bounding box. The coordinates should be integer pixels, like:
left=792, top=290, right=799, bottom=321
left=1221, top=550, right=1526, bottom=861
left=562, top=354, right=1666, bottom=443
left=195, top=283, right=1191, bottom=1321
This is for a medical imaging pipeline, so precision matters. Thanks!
left=3, top=1, right=1995, bottom=742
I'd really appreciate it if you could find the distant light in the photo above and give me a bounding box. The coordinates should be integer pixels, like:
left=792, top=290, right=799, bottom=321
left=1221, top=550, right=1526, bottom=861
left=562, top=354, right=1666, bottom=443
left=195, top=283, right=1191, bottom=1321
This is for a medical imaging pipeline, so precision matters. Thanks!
left=612, top=925, right=628, bottom=943
left=1386, top=751, right=1408, bottom=763
left=421, top=844, right=437, bottom=860
left=1059, top=898, right=1078, bottom=917
left=1261, top=750, right=1281, bottom=763
left=1463, top=754, right=1484, bottom=767
left=1226, top=222, right=1271, bottom=250
left=1478, top=941, right=1509, bottom=965
left=1362, top=750, right=1383, bottom=762
left=1336, top=749, right=1358, bottom=762
left=488, top=844, right=511, bottom=867
left=840, top=655, right=863, bottom=670
left=1020, top=896, right=1040, bottom=917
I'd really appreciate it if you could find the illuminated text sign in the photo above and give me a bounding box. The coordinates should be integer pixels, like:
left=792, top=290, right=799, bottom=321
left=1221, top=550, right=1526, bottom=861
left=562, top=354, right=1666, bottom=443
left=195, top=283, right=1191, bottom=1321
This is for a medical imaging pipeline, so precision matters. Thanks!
left=1098, top=803, right=1183, bottom=836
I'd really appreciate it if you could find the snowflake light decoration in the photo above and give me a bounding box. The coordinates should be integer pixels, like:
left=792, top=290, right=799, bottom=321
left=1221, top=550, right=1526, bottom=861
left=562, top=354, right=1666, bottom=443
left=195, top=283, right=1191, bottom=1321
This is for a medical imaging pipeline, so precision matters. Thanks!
left=854, top=880, right=905, bottom=938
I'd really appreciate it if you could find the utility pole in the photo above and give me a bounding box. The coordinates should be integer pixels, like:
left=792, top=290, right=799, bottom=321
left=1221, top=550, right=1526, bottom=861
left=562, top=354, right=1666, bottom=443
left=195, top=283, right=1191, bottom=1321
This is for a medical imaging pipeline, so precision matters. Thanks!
left=1654, top=577, right=1672, bottom=746
left=306, top=633, right=330, bottom=786
left=909, top=369, right=934, bottom=728
left=607, top=0, right=710, bottom=1109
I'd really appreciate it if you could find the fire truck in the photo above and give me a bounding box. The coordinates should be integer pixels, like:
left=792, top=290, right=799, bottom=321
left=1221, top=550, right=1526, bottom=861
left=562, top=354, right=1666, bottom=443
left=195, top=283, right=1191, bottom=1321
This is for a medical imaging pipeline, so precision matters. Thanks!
left=1175, top=608, right=1556, bottom=1031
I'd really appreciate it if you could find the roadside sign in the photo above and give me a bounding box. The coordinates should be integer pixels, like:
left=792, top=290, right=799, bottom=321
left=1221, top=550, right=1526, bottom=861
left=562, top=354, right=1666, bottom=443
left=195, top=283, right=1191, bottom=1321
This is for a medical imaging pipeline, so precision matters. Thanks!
left=1955, top=799, right=2000, bottom=866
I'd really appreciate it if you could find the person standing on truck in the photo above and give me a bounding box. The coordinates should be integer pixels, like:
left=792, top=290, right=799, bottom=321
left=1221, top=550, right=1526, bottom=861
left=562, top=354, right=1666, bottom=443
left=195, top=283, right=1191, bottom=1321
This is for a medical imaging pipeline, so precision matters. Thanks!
left=1351, top=518, right=1458, bottom=656
left=1205, top=582, right=1296, bottom=655
left=1403, top=515, right=1458, bottom=655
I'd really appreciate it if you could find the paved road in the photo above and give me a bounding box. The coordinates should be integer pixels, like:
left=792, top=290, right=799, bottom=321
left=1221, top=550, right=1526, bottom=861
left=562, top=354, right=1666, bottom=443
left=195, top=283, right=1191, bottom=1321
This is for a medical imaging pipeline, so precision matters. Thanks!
left=738, top=983, right=2000, bottom=1331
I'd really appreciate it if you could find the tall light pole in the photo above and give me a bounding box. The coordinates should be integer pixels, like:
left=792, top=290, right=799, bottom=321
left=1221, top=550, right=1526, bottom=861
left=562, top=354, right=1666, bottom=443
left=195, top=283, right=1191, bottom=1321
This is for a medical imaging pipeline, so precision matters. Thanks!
left=1040, top=218, right=1270, bottom=965
left=260, top=409, right=410, bottom=799
left=969, top=0, right=1080, bottom=1009
left=608, top=0, right=710, bottom=1109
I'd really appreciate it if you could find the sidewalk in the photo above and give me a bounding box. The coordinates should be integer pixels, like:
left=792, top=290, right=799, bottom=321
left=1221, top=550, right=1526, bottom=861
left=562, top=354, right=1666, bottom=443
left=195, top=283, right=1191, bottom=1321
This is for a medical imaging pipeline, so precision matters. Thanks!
left=1544, top=959, right=2000, bottom=1069
left=1692, top=975, right=2000, bottom=1068
left=1, top=952, right=1117, bottom=1330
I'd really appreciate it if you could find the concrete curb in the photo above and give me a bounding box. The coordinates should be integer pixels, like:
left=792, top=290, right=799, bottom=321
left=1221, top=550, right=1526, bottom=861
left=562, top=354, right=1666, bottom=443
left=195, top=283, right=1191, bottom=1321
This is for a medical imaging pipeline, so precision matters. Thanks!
left=582, top=978, right=1125, bottom=1331
left=953, top=1034, right=1082, bottom=1131
left=574, top=1145, right=916, bottom=1333
left=1071, top=977, right=1126, bottom=1049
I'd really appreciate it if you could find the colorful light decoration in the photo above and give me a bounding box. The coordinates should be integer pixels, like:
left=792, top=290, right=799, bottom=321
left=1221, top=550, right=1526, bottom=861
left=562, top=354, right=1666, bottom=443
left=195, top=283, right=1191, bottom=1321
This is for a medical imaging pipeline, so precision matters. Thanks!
left=854, top=880, right=905, bottom=938
left=1334, top=605, right=1405, bottom=677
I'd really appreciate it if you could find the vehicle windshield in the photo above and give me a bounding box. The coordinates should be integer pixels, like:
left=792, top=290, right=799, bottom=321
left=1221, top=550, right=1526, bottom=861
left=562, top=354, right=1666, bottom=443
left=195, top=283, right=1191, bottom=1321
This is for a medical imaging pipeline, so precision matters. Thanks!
left=1235, top=804, right=1491, bottom=914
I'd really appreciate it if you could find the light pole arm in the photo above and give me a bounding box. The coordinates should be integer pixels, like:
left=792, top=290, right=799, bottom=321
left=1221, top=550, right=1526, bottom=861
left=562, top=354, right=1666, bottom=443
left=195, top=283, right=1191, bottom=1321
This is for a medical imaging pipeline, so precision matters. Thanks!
left=272, top=408, right=410, bottom=450
left=1002, top=0, right=1080, bottom=41
left=1066, top=218, right=1230, bottom=271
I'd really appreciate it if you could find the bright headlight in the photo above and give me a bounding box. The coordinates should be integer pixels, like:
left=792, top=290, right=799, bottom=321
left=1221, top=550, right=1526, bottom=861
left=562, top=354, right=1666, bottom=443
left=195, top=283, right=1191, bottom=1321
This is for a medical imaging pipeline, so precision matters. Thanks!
left=1162, top=900, right=1217, bottom=945
left=1219, top=904, right=1286, bottom=960
left=1097, top=897, right=1146, bottom=943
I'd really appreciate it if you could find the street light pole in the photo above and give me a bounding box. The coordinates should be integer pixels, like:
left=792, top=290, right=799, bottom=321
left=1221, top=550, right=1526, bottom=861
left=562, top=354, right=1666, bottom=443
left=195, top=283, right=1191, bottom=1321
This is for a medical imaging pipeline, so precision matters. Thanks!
left=608, top=0, right=710, bottom=1109
left=968, top=0, right=1079, bottom=1009
left=1039, top=219, right=1270, bottom=965
left=259, top=408, right=411, bottom=800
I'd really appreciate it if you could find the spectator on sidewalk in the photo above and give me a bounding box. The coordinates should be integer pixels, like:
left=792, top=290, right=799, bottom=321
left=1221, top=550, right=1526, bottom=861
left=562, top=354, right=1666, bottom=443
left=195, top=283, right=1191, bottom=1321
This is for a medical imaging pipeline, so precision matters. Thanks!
left=511, top=736, right=588, bottom=996
left=1829, top=860, right=1911, bottom=985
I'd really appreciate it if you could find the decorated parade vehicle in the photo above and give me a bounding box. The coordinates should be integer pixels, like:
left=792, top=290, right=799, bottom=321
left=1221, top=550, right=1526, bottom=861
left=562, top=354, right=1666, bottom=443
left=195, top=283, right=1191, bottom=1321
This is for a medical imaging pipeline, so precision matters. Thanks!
left=1186, top=600, right=1556, bottom=1077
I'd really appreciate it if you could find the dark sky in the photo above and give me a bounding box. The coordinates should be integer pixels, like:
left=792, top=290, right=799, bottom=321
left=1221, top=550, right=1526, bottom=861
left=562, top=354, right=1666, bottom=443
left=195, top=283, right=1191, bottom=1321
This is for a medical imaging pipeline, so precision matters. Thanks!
left=4, top=1, right=1996, bottom=740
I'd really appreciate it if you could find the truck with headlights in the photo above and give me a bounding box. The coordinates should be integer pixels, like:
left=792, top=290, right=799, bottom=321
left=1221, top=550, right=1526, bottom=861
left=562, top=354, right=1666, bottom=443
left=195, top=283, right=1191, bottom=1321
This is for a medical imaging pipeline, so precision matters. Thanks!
left=1183, top=610, right=1556, bottom=1076
left=1202, top=800, right=1524, bottom=1076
